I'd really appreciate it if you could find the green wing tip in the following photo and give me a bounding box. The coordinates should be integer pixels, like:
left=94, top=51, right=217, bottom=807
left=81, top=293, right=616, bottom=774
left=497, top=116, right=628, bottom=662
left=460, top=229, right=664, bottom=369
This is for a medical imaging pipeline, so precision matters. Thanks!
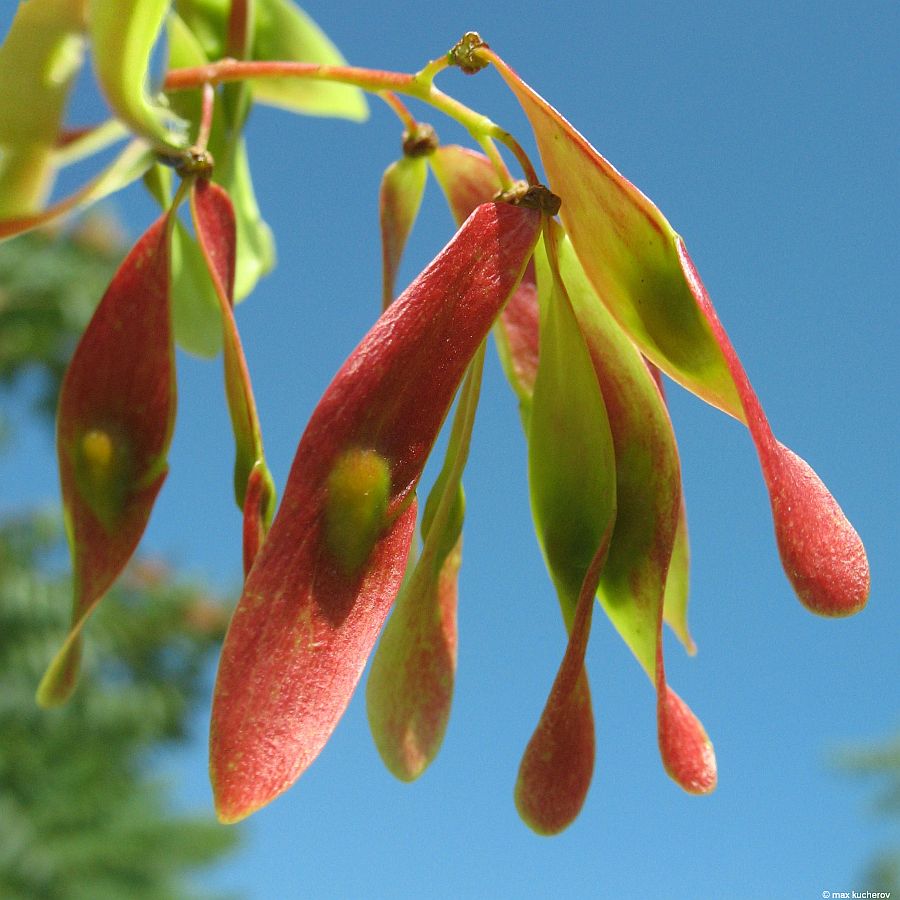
left=35, top=640, right=81, bottom=708
left=674, top=625, right=697, bottom=656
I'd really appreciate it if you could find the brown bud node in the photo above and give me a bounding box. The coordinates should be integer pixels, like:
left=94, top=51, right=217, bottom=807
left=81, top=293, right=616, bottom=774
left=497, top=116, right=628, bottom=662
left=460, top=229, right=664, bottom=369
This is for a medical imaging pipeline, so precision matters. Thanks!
left=448, top=32, right=489, bottom=75
left=174, top=148, right=214, bottom=179
left=498, top=182, right=561, bottom=216
left=402, top=123, right=439, bottom=158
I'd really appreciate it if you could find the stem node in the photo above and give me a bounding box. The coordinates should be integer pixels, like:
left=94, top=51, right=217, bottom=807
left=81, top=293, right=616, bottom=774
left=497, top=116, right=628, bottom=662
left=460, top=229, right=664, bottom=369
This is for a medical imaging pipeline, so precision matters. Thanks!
left=448, top=33, right=490, bottom=75
left=402, top=123, right=439, bottom=158
left=498, top=182, right=560, bottom=216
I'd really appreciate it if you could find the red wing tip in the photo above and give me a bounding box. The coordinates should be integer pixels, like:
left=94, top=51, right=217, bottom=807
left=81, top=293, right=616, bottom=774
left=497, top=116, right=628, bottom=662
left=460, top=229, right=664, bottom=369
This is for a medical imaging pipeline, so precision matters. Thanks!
left=796, top=584, right=869, bottom=618
left=771, top=443, right=870, bottom=619
left=659, top=688, right=718, bottom=795
left=212, top=787, right=266, bottom=825
left=514, top=782, right=584, bottom=837
left=665, top=755, right=718, bottom=796
left=211, top=768, right=277, bottom=824
left=214, top=805, right=253, bottom=826
left=513, top=728, right=594, bottom=836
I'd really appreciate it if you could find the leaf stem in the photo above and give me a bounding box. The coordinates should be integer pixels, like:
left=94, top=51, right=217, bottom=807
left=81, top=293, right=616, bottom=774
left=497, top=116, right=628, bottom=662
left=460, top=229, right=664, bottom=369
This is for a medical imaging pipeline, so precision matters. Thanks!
left=491, top=128, right=539, bottom=186
left=164, top=60, right=416, bottom=95
left=474, top=135, right=513, bottom=190
left=413, top=53, right=451, bottom=87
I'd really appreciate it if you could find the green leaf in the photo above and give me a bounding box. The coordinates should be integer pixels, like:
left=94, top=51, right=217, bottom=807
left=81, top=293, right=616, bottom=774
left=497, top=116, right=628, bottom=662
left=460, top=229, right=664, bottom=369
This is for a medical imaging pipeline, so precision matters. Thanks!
left=250, top=0, right=367, bottom=119
left=174, top=0, right=368, bottom=120
left=0, top=0, right=87, bottom=217
left=89, top=0, right=188, bottom=153
left=51, top=118, right=130, bottom=168
left=489, top=52, right=868, bottom=620
left=549, top=230, right=677, bottom=675
left=165, top=7, right=210, bottom=125
left=518, top=228, right=615, bottom=835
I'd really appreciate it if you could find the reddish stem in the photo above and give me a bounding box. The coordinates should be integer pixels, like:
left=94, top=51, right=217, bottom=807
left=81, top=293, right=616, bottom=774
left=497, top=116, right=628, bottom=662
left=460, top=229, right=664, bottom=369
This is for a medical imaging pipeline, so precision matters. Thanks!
left=196, top=83, right=215, bottom=152
left=164, top=60, right=416, bottom=95
left=380, top=92, right=418, bottom=133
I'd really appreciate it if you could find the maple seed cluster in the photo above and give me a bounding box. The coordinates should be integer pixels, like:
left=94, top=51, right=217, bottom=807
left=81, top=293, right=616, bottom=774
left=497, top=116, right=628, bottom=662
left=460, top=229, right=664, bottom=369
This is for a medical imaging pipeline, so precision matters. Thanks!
left=0, top=1, right=869, bottom=837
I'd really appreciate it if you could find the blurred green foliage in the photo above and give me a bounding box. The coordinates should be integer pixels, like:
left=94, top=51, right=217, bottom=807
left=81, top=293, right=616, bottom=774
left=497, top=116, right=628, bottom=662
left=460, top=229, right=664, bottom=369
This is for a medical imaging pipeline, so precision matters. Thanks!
left=0, top=220, right=240, bottom=899
left=837, top=736, right=900, bottom=893
left=0, top=515, right=239, bottom=899
left=0, top=216, right=122, bottom=421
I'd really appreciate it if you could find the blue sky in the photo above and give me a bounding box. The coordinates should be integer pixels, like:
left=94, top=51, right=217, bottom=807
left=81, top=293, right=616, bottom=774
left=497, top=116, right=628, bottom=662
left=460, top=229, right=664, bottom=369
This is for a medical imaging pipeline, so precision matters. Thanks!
left=1, top=1, right=898, bottom=898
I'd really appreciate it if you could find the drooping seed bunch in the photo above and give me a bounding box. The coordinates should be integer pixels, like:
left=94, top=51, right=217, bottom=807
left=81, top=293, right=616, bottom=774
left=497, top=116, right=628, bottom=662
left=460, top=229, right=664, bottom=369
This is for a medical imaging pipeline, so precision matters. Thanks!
left=0, top=2, right=869, bottom=834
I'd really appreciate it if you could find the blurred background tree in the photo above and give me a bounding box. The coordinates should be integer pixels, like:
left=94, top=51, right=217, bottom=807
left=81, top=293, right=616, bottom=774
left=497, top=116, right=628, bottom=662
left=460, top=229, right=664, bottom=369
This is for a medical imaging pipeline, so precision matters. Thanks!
left=836, top=735, right=900, bottom=894
left=0, top=219, right=240, bottom=900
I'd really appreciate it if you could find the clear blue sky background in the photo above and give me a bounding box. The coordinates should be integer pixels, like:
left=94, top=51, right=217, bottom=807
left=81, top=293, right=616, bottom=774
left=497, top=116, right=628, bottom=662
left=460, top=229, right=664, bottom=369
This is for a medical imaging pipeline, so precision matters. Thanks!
left=1, top=2, right=898, bottom=898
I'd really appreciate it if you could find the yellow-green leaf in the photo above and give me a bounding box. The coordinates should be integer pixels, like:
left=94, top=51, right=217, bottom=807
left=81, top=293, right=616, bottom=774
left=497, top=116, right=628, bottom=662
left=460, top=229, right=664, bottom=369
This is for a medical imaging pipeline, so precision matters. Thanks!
left=0, top=140, right=154, bottom=242
left=89, top=0, right=188, bottom=153
left=0, top=0, right=87, bottom=217
left=249, top=0, right=367, bottom=119
left=173, top=0, right=367, bottom=120
left=172, top=0, right=225, bottom=60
